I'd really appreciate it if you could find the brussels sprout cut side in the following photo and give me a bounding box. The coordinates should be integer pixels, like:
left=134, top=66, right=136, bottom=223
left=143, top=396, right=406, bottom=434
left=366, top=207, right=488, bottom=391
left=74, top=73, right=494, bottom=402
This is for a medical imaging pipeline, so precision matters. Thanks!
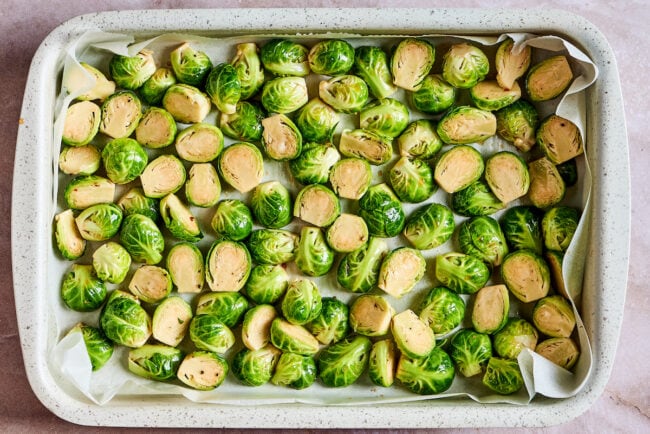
left=59, top=145, right=101, bottom=176
left=434, top=145, right=484, bottom=194
left=536, top=337, right=580, bottom=370
left=537, top=115, right=584, bottom=165
left=501, top=250, right=550, bottom=303
left=166, top=242, right=204, bottom=293
left=242, top=304, right=277, bottom=351
left=471, top=284, right=510, bottom=334
left=205, top=240, right=251, bottom=292
left=162, top=84, right=211, bottom=124
left=129, top=265, right=172, bottom=304
left=62, top=101, right=101, bottom=146
left=261, top=114, right=302, bottom=161
left=294, top=184, right=340, bottom=228
left=392, top=309, right=436, bottom=359
left=396, top=348, right=455, bottom=395
left=437, top=106, right=496, bottom=145
left=378, top=247, right=426, bottom=298
left=99, top=91, right=142, bottom=139
left=177, top=351, right=229, bottom=390
left=140, top=155, right=186, bottom=199
left=326, top=213, right=368, bottom=253
left=526, top=55, right=573, bottom=102
left=54, top=209, right=86, bottom=260
left=218, top=142, right=264, bottom=193
left=527, top=157, right=566, bottom=209
left=135, top=107, right=177, bottom=149
left=338, top=129, right=393, bottom=166
left=152, top=296, right=192, bottom=347
left=390, top=38, right=435, bottom=91
left=495, top=38, right=532, bottom=91
left=349, top=294, right=395, bottom=337
left=65, top=62, right=115, bottom=102
left=175, top=123, right=224, bottom=163
left=484, top=151, right=530, bottom=204
left=329, top=158, right=372, bottom=200
left=532, top=295, right=576, bottom=338
left=185, top=163, right=221, bottom=208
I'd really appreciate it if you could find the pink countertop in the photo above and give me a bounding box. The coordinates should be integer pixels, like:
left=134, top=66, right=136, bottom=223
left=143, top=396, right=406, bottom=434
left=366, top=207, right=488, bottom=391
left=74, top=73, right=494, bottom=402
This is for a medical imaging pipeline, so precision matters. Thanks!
left=1, top=0, right=647, bottom=432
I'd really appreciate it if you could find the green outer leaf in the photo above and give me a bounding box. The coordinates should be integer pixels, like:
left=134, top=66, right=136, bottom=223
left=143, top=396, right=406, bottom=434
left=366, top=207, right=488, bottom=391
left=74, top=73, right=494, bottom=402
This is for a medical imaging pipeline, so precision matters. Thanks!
left=205, top=62, right=242, bottom=114
left=359, top=183, right=405, bottom=237
left=119, top=214, right=165, bottom=265
left=434, top=252, right=490, bottom=294
left=403, top=203, right=455, bottom=250
left=337, top=237, right=388, bottom=293
left=318, top=335, right=372, bottom=387
left=294, top=227, right=335, bottom=277
left=449, top=329, right=492, bottom=378
left=458, top=216, right=509, bottom=267
left=247, top=229, right=298, bottom=265
left=60, top=264, right=107, bottom=312
left=128, top=344, right=183, bottom=381
left=396, top=347, right=455, bottom=395
left=482, top=357, right=524, bottom=394
left=100, top=291, right=151, bottom=348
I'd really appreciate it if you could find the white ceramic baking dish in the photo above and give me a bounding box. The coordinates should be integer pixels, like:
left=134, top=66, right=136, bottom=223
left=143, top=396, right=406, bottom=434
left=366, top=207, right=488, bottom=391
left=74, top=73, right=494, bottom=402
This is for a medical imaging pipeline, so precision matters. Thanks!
left=12, top=8, right=629, bottom=428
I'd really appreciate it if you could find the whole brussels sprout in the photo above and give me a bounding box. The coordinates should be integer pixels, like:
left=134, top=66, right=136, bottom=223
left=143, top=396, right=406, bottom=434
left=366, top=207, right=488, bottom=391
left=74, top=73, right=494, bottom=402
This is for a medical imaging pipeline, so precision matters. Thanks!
left=318, top=74, right=369, bottom=114
left=151, top=296, right=193, bottom=346
left=102, top=138, right=148, bottom=185
left=391, top=309, right=436, bottom=359
left=308, top=39, right=355, bottom=75
left=294, top=184, right=341, bottom=228
left=390, top=38, right=435, bottom=91
left=160, top=193, right=203, bottom=243
left=359, top=183, right=405, bottom=238
left=64, top=175, right=115, bottom=211
left=251, top=181, right=293, bottom=229
left=58, top=144, right=101, bottom=176
left=261, top=113, right=302, bottom=161
left=109, top=49, right=156, bottom=90
left=485, top=151, right=530, bottom=205
left=378, top=247, right=426, bottom=298
left=535, top=337, right=580, bottom=370
left=451, top=180, right=505, bottom=217
left=205, top=62, right=241, bottom=114
left=495, top=37, right=531, bottom=91
left=409, top=74, right=456, bottom=114
left=261, top=76, right=308, bottom=114
left=170, top=43, right=212, bottom=87
left=195, top=291, right=249, bottom=328
left=388, top=156, right=436, bottom=203
left=532, top=295, right=576, bottom=338
left=289, top=142, right=341, bottom=185
left=353, top=46, right=397, bottom=99
left=140, top=155, right=186, bottom=199
left=271, top=353, right=317, bottom=390
left=219, top=101, right=265, bottom=142
left=177, top=351, right=229, bottom=390
left=526, top=55, right=573, bottom=102
left=403, top=203, right=455, bottom=250
left=318, top=335, right=372, bottom=387
left=68, top=323, right=114, bottom=371
left=244, top=264, right=289, bottom=304
left=349, top=294, right=395, bottom=337
left=120, top=214, right=165, bottom=265
left=482, top=357, right=524, bottom=395
left=295, top=98, right=340, bottom=143
left=61, top=101, right=101, bottom=146
left=260, top=39, right=310, bottom=76
left=211, top=199, right=253, bottom=241
left=449, top=329, right=492, bottom=377
left=205, top=240, right=251, bottom=293
left=419, top=286, right=466, bottom=336
left=61, top=264, right=107, bottom=312
left=527, top=157, right=566, bottom=209
left=368, top=339, right=398, bottom=387
left=230, top=42, right=265, bottom=99
left=500, top=205, right=544, bottom=254
left=232, top=345, right=281, bottom=387
left=281, top=279, right=323, bottom=325
left=542, top=206, right=580, bottom=252
left=270, top=318, right=320, bottom=356
left=241, top=304, right=278, bottom=351
left=189, top=314, right=236, bottom=354
left=458, top=216, right=509, bottom=267
left=100, top=290, right=151, bottom=348
left=435, top=252, right=490, bottom=295
left=396, top=348, right=455, bottom=395
left=139, top=67, right=176, bottom=106
left=218, top=142, right=264, bottom=193
left=495, top=100, right=539, bottom=152
left=470, top=80, right=521, bottom=112
left=442, top=43, right=489, bottom=89
left=308, top=297, right=349, bottom=345
left=501, top=250, right=550, bottom=303
left=92, top=241, right=131, bottom=284
left=295, top=227, right=335, bottom=277
left=128, top=344, right=184, bottom=381
left=471, top=284, right=510, bottom=335
left=329, top=157, right=373, bottom=200
left=128, top=265, right=172, bottom=304
left=99, top=91, right=142, bottom=139
left=247, top=229, right=298, bottom=265
left=493, top=318, right=538, bottom=359
left=135, top=107, right=177, bottom=149
left=437, top=106, right=496, bottom=145
left=359, top=98, right=410, bottom=138
left=337, top=237, right=388, bottom=293
left=75, top=203, right=123, bottom=242
left=162, top=84, right=211, bottom=124
left=54, top=209, right=86, bottom=260
left=117, top=187, right=159, bottom=222
left=397, top=119, right=443, bottom=160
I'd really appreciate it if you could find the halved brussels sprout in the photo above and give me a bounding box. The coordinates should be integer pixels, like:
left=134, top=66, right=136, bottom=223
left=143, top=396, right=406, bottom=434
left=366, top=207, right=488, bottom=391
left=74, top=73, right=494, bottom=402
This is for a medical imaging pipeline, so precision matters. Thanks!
left=368, top=339, right=397, bottom=387
left=166, top=242, right=204, bottom=293
left=471, top=284, right=510, bottom=335
left=260, top=39, right=310, bottom=76
left=241, top=304, right=278, bottom=351
left=99, top=91, right=142, bottom=139
left=195, top=291, right=249, bottom=328
left=101, top=137, right=148, bottom=184
left=397, top=119, right=443, bottom=160
left=261, top=76, right=309, bottom=114
left=349, top=294, right=395, bottom=337
left=527, top=157, right=566, bottom=209
left=308, top=297, right=349, bottom=345
left=289, top=142, right=340, bottom=185
left=353, top=46, right=397, bottom=99
left=326, top=213, right=368, bottom=253
left=450, top=180, right=506, bottom=217
left=109, top=50, right=156, bottom=90
left=556, top=158, right=579, bottom=187
left=270, top=318, right=320, bottom=356
left=139, top=67, right=177, bottom=106
left=128, top=265, right=172, bottom=304
left=177, top=351, right=229, bottom=390
left=205, top=62, right=241, bottom=114
left=535, top=337, right=580, bottom=370
left=59, top=144, right=101, bottom=176
left=358, top=183, right=405, bottom=238
left=162, top=84, right=211, bottom=124
left=396, top=348, right=455, bottom=395
left=337, top=236, right=387, bottom=293
left=359, top=98, right=410, bottom=138
left=378, top=247, right=426, bottom=298
left=329, top=157, right=372, bottom=200
left=135, top=107, right=177, bottom=149
left=62, top=101, right=101, bottom=146
left=434, top=145, right=484, bottom=194
left=542, top=206, right=580, bottom=251
left=403, top=203, right=455, bottom=250
left=64, top=175, right=115, bottom=210
left=152, top=296, right=192, bottom=347
left=247, top=229, right=298, bottom=265
left=437, top=106, right=496, bottom=145
left=185, top=163, right=221, bottom=208
left=295, top=226, right=335, bottom=277
left=545, top=250, right=568, bottom=298
left=533, top=295, right=576, bottom=338
left=442, top=43, right=489, bottom=89
left=128, top=344, right=183, bottom=381
left=75, top=203, right=123, bottom=241
left=117, top=187, right=159, bottom=222
left=318, top=74, right=369, bottom=114
left=419, top=286, right=466, bottom=336
left=485, top=151, right=530, bottom=204
left=392, top=309, right=436, bottom=359
left=482, top=357, right=524, bottom=395
left=459, top=216, right=509, bottom=267
left=308, top=39, right=355, bottom=76
left=68, top=323, right=114, bottom=371
left=160, top=193, right=203, bottom=242
left=495, top=38, right=531, bottom=91
left=470, top=80, right=521, bottom=111
left=100, top=290, right=151, bottom=348
left=54, top=209, right=86, bottom=260
left=493, top=318, right=538, bottom=359
left=409, top=74, right=456, bottom=114
left=170, top=43, right=213, bottom=87
left=244, top=264, right=289, bottom=304
left=495, top=100, right=539, bottom=152
left=251, top=181, right=292, bottom=229
left=537, top=115, right=584, bottom=164
left=294, top=184, right=340, bottom=228
left=210, top=199, right=253, bottom=241
left=231, top=42, right=265, bottom=99
left=205, top=239, right=251, bottom=292
left=189, top=314, right=236, bottom=354
left=232, top=345, right=282, bottom=387
left=281, top=278, right=323, bottom=325
left=140, top=154, right=186, bottom=199
left=61, top=264, right=107, bottom=312
left=435, top=252, right=490, bottom=295
left=390, top=38, right=435, bottom=91
left=295, top=98, right=340, bottom=143
left=526, top=55, right=573, bottom=102
left=261, top=113, right=302, bottom=161
left=175, top=123, right=224, bottom=163
left=218, top=142, right=264, bottom=193
left=388, top=156, right=436, bottom=203
left=501, top=249, right=551, bottom=303
left=219, top=101, right=265, bottom=142
left=449, top=329, right=493, bottom=377
left=66, top=62, right=115, bottom=102
left=271, top=352, right=317, bottom=390
left=318, top=335, right=372, bottom=387
left=92, top=241, right=131, bottom=284
left=500, top=205, right=544, bottom=254
left=120, top=214, right=165, bottom=265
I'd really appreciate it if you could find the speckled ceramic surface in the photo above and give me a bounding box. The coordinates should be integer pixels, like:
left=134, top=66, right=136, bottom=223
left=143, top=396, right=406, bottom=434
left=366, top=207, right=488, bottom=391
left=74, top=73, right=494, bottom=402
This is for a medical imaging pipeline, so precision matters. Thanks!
left=12, top=8, right=629, bottom=428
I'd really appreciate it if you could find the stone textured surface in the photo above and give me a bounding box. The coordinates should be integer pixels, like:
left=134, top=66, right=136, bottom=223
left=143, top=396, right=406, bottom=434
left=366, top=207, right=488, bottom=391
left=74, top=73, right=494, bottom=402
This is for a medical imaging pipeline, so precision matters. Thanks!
left=1, top=0, right=648, bottom=432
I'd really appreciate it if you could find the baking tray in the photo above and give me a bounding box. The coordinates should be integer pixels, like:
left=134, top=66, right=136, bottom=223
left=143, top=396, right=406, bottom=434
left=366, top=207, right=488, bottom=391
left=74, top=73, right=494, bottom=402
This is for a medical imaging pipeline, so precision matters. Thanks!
left=12, top=8, right=629, bottom=428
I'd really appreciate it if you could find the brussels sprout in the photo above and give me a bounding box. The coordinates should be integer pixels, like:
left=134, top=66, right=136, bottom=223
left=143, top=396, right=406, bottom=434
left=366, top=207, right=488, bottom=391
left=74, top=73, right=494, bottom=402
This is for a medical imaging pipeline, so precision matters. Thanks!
left=435, top=252, right=490, bottom=295
left=392, top=309, right=436, bottom=359
left=450, top=180, right=506, bottom=217
left=295, top=98, right=340, bottom=143
left=353, top=46, right=396, bottom=99
left=169, top=43, right=212, bottom=87
left=535, top=337, right=580, bottom=370
left=545, top=250, right=568, bottom=298
left=359, top=183, right=405, bottom=238
left=247, top=229, right=298, bottom=265
left=162, top=83, right=211, bottom=124
left=459, top=216, right=509, bottom=267
left=437, top=106, right=496, bottom=145
left=241, top=304, right=278, bottom=351
left=211, top=199, right=253, bottom=241
left=533, top=295, right=576, bottom=338
left=289, top=142, right=340, bottom=185
left=260, top=39, right=309, bottom=76
left=294, top=184, right=340, bottom=227
left=378, top=247, right=426, bottom=298
left=231, top=42, right=265, bottom=99
left=527, top=157, right=566, bottom=209
left=485, top=151, right=530, bottom=204
left=281, top=279, right=323, bottom=325
left=433, top=145, right=483, bottom=194
left=68, top=323, right=114, bottom=371
left=388, top=156, right=436, bottom=203
left=526, top=55, right=573, bottom=102
left=61, top=264, right=107, bottom=312
left=204, top=62, right=241, bottom=114
left=442, top=43, right=489, bottom=89
left=537, top=114, right=584, bottom=164
left=329, top=157, right=372, bottom=200
left=134, top=107, right=177, bottom=149
left=152, top=296, right=193, bottom=347
left=185, top=163, right=221, bottom=208
left=100, top=290, right=151, bottom=348
left=495, top=38, right=532, bottom=91
left=337, top=237, right=388, bottom=293
left=449, top=329, right=492, bottom=377
left=205, top=240, right=251, bottom=292
left=542, top=206, right=580, bottom=252
left=318, top=74, right=369, bottom=113
left=500, top=205, right=544, bottom=254
left=232, top=345, right=282, bottom=387
left=270, top=318, right=320, bottom=356
left=493, top=318, right=538, bottom=359
left=397, top=119, right=443, bottom=160
left=59, top=144, right=101, bottom=176
left=140, top=154, right=186, bottom=199
left=102, top=137, right=148, bottom=184
left=471, top=284, right=510, bottom=335
left=390, top=38, right=435, bottom=91
left=160, top=193, right=203, bottom=242
left=119, top=214, right=165, bottom=265
left=244, top=264, right=289, bottom=304
left=261, top=113, right=302, bottom=161
left=117, top=187, right=159, bottom=222
left=99, top=91, right=142, bottom=139
left=308, top=39, right=355, bottom=76
left=409, top=74, right=456, bottom=114
left=271, top=352, right=317, bottom=390
left=219, top=101, right=265, bottom=142
left=308, top=297, right=349, bottom=345
left=175, top=123, right=224, bottom=163
left=482, top=357, right=524, bottom=395
left=189, top=314, right=236, bottom=353
left=195, top=291, right=250, bottom=328
left=349, top=294, right=395, bottom=337
left=218, top=142, right=264, bottom=193
left=318, top=335, right=372, bottom=387
left=128, top=344, right=183, bottom=381
left=295, top=226, right=335, bottom=277
left=261, top=76, right=309, bottom=114
left=359, top=98, right=410, bottom=138
left=250, top=181, right=292, bottom=229
left=403, top=203, right=455, bottom=250
left=326, top=213, right=368, bottom=253
left=66, top=62, right=115, bottom=102
left=368, top=339, right=397, bottom=387
left=92, top=241, right=131, bottom=284
left=495, top=100, right=539, bottom=152
left=177, top=351, right=229, bottom=390
left=166, top=242, right=204, bottom=293
left=54, top=209, right=86, bottom=260
left=75, top=203, right=123, bottom=241
left=419, top=286, right=466, bottom=336
left=139, top=67, right=177, bottom=106
left=501, top=250, right=551, bottom=303
left=557, top=158, right=579, bottom=187
left=62, top=101, right=101, bottom=146
left=128, top=265, right=172, bottom=304
left=109, top=49, right=156, bottom=90
left=470, top=80, right=522, bottom=112
left=396, top=347, right=455, bottom=394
